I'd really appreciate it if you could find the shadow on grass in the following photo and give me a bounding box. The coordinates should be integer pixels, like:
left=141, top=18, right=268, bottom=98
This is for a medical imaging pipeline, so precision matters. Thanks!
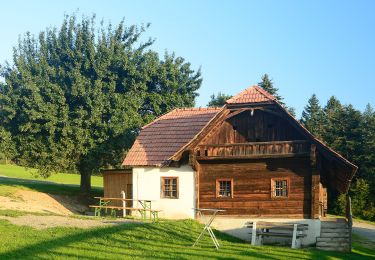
left=0, top=219, right=370, bottom=260
left=0, top=176, right=102, bottom=196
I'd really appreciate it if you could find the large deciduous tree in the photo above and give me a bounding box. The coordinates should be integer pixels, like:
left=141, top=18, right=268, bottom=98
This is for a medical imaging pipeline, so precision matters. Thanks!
left=0, top=14, right=201, bottom=193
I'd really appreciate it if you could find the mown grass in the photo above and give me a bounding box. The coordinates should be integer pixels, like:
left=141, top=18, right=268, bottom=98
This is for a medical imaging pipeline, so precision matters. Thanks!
left=0, top=164, right=103, bottom=187
left=0, top=176, right=102, bottom=197
left=0, top=218, right=373, bottom=260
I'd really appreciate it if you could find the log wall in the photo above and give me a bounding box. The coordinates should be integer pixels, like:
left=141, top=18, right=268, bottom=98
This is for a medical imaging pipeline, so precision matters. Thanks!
left=202, top=110, right=305, bottom=144
left=198, top=157, right=312, bottom=218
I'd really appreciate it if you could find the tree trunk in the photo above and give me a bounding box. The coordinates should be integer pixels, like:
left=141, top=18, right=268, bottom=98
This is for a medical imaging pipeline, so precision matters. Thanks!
left=80, top=170, right=92, bottom=194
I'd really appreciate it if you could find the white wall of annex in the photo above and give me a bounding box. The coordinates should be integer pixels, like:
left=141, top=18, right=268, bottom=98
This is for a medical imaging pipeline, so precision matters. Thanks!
left=132, top=165, right=195, bottom=219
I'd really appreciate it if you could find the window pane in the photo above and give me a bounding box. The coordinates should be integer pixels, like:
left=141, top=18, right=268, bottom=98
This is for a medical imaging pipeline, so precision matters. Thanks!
left=218, top=180, right=232, bottom=197
left=273, top=180, right=288, bottom=197
left=162, top=178, right=178, bottom=198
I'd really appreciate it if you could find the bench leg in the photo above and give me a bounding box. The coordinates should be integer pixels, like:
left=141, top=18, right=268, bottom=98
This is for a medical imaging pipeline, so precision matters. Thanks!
left=291, top=224, right=297, bottom=249
left=151, top=211, right=159, bottom=222
left=251, top=222, right=257, bottom=246
left=94, top=207, right=101, bottom=217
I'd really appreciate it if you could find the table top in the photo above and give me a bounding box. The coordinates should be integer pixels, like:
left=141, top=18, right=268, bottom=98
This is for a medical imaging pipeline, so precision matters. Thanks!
left=94, top=197, right=155, bottom=201
left=193, top=208, right=226, bottom=212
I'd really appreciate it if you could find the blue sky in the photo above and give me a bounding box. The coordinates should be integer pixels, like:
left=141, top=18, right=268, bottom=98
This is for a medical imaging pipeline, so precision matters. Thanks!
left=0, top=0, right=374, bottom=116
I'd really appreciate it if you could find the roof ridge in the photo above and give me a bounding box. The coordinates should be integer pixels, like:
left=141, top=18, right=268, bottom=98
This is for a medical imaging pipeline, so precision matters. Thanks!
left=175, top=107, right=222, bottom=111
left=253, top=85, right=277, bottom=100
left=141, top=107, right=221, bottom=130
left=226, top=85, right=276, bottom=104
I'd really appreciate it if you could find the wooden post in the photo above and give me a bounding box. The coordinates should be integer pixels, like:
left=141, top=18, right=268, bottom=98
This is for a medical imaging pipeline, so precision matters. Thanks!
left=121, top=190, right=126, bottom=217
left=310, top=144, right=320, bottom=219
left=346, top=195, right=353, bottom=252
left=291, top=224, right=297, bottom=249
left=251, top=222, right=257, bottom=245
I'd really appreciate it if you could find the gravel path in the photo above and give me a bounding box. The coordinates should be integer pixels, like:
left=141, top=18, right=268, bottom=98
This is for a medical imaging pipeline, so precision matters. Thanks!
left=353, top=221, right=375, bottom=242
left=0, top=215, right=138, bottom=229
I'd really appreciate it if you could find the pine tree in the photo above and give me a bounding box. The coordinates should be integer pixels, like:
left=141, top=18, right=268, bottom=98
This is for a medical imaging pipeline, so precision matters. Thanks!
left=207, top=92, right=232, bottom=107
left=323, top=98, right=363, bottom=162
left=258, top=74, right=296, bottom=116
left=360, top=104, right=375, bottom=182
left=258, top=74, right=283, bottom=103
left=301, top=94, right=324, bottom=138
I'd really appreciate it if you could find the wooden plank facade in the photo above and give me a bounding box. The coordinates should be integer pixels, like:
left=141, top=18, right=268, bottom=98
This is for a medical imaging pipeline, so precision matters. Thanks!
left=122, top=85, right=356, bottom=220
left=198, top=158, right=312, bottom=217
left=103, top=169, right=132, bottom=206
left=193, top=108, right=328, bottom=219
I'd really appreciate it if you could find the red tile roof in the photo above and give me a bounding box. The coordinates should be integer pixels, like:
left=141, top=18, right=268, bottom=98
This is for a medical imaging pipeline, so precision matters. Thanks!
left=226, top=85, right=276, bottom=104
left=122, top=107, right=221, bottom=166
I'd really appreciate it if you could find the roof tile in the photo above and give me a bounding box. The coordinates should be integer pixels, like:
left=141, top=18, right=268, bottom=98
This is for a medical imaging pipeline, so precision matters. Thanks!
left=123, top=107, right=221, bottom=166
left=226, top=85, right=276, bottom=104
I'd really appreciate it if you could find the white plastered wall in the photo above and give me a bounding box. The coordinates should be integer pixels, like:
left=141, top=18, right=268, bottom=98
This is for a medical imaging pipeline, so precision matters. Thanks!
left=132, top=165, right=195, bottom=219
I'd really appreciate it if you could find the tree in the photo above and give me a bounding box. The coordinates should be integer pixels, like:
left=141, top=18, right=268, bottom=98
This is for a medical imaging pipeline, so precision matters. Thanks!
left=359, top=104, right=375, bottom=188
left=0, top=127, right=16, bottom=163
left=258, top=74, right=283, bottom=103
left=258, top=74, right=296, bottom=116
left=207, top=92, right=232, bottom=107
left=300, top=94, right=324, bottom=138
left=0, top=14, right=202, bottom=193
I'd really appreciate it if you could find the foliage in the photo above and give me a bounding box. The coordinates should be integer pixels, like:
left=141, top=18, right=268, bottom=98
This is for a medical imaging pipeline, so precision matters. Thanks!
left=0, top=14, right=201, bottom=192
left=258, top=74, right=296, bottom=116
left=335, top=179, right=375, bottom=221
left=0, top=126, right=16, bottom=163
left=301, top=94, right=375, bottom=221
left=207, top=92, right=232, bottom=107
left=0, top=218, right=373, bottom=259
left=300, top=94, right=324, bottom=138
left=360, top=104, right=375, bottom=183
left=258, top=74, right=283, bottom=102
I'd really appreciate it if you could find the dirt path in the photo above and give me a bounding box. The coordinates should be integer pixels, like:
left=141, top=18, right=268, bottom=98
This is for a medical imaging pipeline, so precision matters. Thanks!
left=0, top=189, right=87, bottom=215
left=0, top=214, right=137, bottom=229
left=353, top=221, right=375, bottom=243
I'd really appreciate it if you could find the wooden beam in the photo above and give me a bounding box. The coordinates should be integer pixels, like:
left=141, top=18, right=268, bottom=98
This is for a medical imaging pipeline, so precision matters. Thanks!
left=196, top=152, right=310, bottom=161
left=310, top=144, right=320, bottom=219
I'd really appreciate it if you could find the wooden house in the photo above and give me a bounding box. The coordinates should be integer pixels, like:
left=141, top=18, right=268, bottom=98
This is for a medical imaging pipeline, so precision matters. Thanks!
left=108, top=85, right=357, bottom=247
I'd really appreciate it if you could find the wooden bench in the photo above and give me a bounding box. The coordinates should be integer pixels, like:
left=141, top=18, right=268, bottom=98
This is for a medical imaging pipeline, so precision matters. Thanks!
left=89, top=205, right=162, bottom=222
left=245, top=221, right=308, bottom=248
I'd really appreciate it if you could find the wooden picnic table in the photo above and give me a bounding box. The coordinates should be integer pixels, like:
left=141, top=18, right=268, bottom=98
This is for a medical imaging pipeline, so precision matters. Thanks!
left=90, top=197, right=160, bottom=221
left=245, top=221, right=308, bottom=248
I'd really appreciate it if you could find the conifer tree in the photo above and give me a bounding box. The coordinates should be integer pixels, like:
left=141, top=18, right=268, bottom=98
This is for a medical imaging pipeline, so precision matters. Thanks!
left=207, top=92, right=232, bottom=107
left=258, top=74, right=296, bottom=116
left=360, top=104, right=375, bottom=182
left=258, top=74, right=283, bottom=103
left=301, top=94, right=324, bottom=138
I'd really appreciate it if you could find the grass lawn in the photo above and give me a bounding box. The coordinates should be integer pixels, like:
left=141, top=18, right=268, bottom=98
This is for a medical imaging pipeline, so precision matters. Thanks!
left=0, top=164, right=103, bottom=187
left=0, top=218, right=373, bottom=260
left=0, top=164, right=103, bottom=197
left=0, top=176, right=102, bottom=197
